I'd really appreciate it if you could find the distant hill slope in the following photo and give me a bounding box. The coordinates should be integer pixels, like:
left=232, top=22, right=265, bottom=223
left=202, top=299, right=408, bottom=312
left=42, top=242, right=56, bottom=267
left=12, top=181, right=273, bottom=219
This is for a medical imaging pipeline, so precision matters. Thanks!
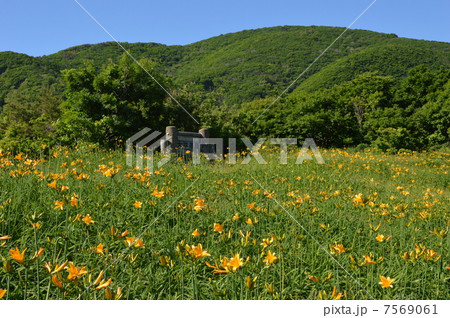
left=0, top=25, right=449, bottom=107
left=293, top=42, right=450, bottom=93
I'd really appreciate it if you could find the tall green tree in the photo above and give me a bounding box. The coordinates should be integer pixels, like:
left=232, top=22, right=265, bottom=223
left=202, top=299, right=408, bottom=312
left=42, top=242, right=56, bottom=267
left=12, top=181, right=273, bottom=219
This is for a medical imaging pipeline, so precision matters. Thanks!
left=59, top=54, right=191, bottom=145
left=0, top=82, right=61, bottom=150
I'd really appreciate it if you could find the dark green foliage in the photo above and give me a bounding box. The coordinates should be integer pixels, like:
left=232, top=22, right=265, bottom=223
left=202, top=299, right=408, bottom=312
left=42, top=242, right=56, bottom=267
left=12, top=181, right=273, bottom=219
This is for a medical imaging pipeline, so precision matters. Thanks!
left=58, top=54, right=196, bottom=145
left=294, top=44, right=449, bottom=92
left=0, top=82, right=62, bottom=151
left=235, top=68, right=449, bottom=150
left=1, top=26, right=449, bottom=108
left=0, top=26, right=449, bottom=151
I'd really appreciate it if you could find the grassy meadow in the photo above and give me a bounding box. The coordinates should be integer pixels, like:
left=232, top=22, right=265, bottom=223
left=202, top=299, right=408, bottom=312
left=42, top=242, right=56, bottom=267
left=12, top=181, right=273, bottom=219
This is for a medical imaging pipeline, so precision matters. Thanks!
left=0, top=145, right=448, bottom=300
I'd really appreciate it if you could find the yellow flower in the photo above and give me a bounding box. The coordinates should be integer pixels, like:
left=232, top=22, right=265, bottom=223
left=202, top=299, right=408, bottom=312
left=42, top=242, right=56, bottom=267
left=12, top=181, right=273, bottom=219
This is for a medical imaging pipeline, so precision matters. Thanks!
left=330, top=244, right=346, bottom=254
left=70, top=194, right=79, bottom=207
left=0, top=289, right=7, bottom=299
left=48, top=180, right=58, bottom=189
left=134, top=238, right=145, bottom=248
left=379, top=275, right=395, bottom=288
left=245, top=276, right=257, bottom=290
left=116, top=230, right=129, bottom=238
left=246, top=218, right=253, bottom=225
left=194, top=198, right=206, bottom=211
left=125, top=236, right=136, bottom=247
left=186, top=243, right=210, bottom=259
left=54, top=200, right=65, bottom=210
left=66, top=262, right=88, bottom=280
left=32, top=248, right=44, bottom=260
left=93, top=243, right=104, bottom=254
left=192, top=229, right=201, bottom=237
left=32, top=222, right=41, bottom=229
left=353, top=193, right=365, bottom=204
left=363, top=255, right=376, bottom=265
left=424, top=249, right=441, bottom=261
left=9, top=247, right=26, bottom=264
left=151, top=189, right=164, bottom=198
left=227, top=253, right=246, bottom=271
left=213, top=223, right=223, bottom=233
left=45, top=261, right=68, bottom=274
left=124, top=237, right=144, bottom=248
left=309, top=275, right=320, bottom=283
left=260, top=237, right=273, bottom=248
left=96, top=278, right=113, bottom=290
left=72, top=214, right=82, bottom=222
left=82, top=214, right=95, bottom=225
left=331, top=286, right=343, bottom=300
left=376, top=234, right=391, bottom=242
left=51, top=275, right=63, bottom=289
left=133, top=201, right=143, bottom=208
left=262, top=250, right=278, bottom=265
left=93, top=270, right=105, bottom=286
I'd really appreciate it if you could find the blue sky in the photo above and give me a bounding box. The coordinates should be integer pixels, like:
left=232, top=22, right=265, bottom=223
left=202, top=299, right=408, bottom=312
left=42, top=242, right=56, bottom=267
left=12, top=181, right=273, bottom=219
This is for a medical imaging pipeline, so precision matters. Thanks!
left=1, top=0, right=449, bottom=57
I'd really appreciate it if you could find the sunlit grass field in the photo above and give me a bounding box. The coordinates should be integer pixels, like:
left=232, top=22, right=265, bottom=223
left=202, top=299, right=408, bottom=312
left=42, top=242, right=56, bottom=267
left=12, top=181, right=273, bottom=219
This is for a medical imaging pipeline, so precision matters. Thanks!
left=0, top=145, right=448, bottom=300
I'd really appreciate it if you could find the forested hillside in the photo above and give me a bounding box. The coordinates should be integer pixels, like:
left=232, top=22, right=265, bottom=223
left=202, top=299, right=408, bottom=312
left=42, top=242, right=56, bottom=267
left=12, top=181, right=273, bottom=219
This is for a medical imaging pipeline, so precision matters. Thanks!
left=1, top=26, right=449, bottom=107
left=0, top=26, right=449, bottom=152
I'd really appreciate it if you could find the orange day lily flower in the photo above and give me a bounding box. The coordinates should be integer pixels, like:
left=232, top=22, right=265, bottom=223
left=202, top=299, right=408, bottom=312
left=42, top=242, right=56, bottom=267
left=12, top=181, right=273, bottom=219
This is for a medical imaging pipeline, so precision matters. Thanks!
left=363, top=255, right=376, bottom=265
left=151, top=189, right=164, bottom=198
left=125, top=236, right=136, bottom=247
left=309, top=275, right=320, bottom=283
left=93, top=243, right=105, bottom=254
left=331, top=286, right=343, bottom=300
left=331, top=244, right=346, bottom=254
left=186, top=243, right=210, bottom=259
left=96, top=278, right=113, bottom=290
left=82, top=214, right=95, bottom=225
left=0, top=289, right=7, bottom=299
left=32, top=248, right=44, bottom=260
left=66, top=262, right=88, bottom=280
left=51, top=275, right=63, bottom=289
left=49, top=261, right=68, bottom=274
left=206, top=253, right=249, bottom=273
left=54, top=200, right=65, bottom=210
left=262, top=250, right=278, bottom=265
left=213, top=223, right=223, bottom=233
left=133, top=201, right=143, bottom=208
left=70, top=194, right=79, bottom=207
left=192, top=229, right=201, bottom=237
left=379, top=275, right=395, bottom=288
left=116, top=230, right=129, bottom=238
left=9, top=247, right=26, bottom=264
left=193, top=198, right=206, bottom=211
left=48, top=180, right=58, bottom=189
left=133, top=238, right=145, bottom=248
left=124, top=236, right=144, bottom=248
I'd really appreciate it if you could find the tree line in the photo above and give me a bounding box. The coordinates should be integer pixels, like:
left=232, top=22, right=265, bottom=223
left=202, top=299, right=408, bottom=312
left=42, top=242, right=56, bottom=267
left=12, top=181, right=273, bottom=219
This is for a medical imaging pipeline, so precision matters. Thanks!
left=0, top=54, right=448, bottom=153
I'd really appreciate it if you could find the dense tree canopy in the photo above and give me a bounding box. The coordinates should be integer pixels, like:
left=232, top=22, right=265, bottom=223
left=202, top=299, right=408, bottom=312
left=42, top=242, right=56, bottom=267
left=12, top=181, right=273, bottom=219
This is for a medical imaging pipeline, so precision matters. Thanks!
left=0, top=27, right=449, bottom=152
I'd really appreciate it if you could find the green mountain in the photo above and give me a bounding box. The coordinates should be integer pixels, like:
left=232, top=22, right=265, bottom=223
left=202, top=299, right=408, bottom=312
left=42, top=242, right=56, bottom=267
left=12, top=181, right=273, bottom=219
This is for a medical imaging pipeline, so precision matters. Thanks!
left=1, top=25, right=449, bottom=108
